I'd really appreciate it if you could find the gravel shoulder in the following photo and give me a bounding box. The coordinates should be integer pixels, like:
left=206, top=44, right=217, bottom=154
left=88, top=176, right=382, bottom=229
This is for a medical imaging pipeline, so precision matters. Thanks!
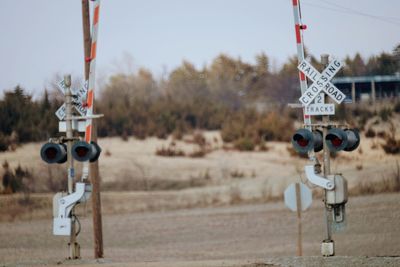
left=1, top=193, right=400, bottom=267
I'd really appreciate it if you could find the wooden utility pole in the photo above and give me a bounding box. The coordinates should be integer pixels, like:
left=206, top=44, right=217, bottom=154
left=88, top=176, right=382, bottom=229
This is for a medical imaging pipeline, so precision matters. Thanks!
left=81, top=0, right=104, bottom=258
left=82, top=0, right=91, bottom=79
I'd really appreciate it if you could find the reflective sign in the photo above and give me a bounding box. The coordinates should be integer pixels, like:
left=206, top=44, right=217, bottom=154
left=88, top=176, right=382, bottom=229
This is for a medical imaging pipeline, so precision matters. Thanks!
left=298, top=59, right=345, bottom=106
left=284, top=182, right=312, bottom=212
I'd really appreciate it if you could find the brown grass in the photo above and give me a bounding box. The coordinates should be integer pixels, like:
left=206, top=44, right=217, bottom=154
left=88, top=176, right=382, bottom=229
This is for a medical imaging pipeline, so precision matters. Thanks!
left=230, top=169, right=245, bottom=179
left=365, top=128, right=376, bottom=138
left=102, top=175, right=207, bottom=192
left=156, top=145, right=185, bottom=157
left=4, top=161, right=399, bottom=223
left=188, top=149, right=206, bottom=158
left=349, top=161, right=400, bottom=196
left=0, top=193, right=52, bottom=222
left=286, top=145, right=308, bottom=158
left=382, top=137, right=400, bottom=154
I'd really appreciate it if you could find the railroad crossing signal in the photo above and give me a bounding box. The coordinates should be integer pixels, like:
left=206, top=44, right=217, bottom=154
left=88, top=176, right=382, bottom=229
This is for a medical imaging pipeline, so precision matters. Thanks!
left=298, top=59, right=346, bottom=107
left=40, top=141, right=101, bottom=164
left=72, top=141, right=101, bottom=162
left=292, top=128, right=360, bottom=154
left=325, top=128, right=360, bottom=152
left=292, top=129, right=323, bottom=154
left=41, top=79, right=102, bottom=164
left=40, top=143, right=67, bottom=164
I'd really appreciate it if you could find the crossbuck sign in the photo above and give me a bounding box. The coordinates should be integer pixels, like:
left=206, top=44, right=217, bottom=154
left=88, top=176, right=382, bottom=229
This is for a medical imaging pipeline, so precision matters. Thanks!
left=298, top=59, right=345, bottom=109
left=55, top=80, right=88, bottom=120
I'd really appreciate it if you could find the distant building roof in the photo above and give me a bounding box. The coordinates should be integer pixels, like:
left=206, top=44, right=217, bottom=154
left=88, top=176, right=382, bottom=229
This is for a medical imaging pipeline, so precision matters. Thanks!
left=333, top=74, right=400, bottom=84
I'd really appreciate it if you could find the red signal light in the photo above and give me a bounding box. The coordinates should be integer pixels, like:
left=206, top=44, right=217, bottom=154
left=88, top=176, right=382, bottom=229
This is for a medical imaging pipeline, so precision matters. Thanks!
left=76, top=146, right=89, bottom=157
left=40, top=143, right=67, bottom=164
left=297, top=138, right=309, bottom=147
left=72, top=141, right=102, bottom=162
left=292, top=129, right=323, bottom=154
left=331, top=137, right=343, bottom=147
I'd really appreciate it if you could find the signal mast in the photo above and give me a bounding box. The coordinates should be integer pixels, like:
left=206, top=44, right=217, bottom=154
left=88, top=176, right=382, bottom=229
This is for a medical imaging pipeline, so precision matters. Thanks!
left=290, top=0, right=360, bottom=256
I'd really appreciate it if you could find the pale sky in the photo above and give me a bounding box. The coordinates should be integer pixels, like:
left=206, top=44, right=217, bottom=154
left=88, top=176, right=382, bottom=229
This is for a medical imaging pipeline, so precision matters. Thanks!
left=0, top=0, right=399, bottom=97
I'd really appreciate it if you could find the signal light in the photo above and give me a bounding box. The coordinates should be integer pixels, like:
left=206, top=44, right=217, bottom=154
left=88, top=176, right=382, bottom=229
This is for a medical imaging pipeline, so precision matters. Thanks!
left=292, top=129, right=323, bottom=154
left=325, top=128, right=347, bottom=152
left=343, top=129, right=360, bottom=151
left=40, top=143, right=67, bottom=164
left=325, top=128, right=360, bottom=152
left=71, top=141, right=101, bottom=162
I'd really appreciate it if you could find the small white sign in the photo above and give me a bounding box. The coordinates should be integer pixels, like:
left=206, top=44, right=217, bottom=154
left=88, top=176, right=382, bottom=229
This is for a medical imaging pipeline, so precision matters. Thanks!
left=284, top=183, right=312, bottom=212
left=304, top=103, right=335, bottom=116
left=57, top=79, right=68, bottom=93
left=298, top=59, right=345, bottom=106
left=57, top=79, right=88, bottom=102
left=59, top=120, right=86, bottom=132
left=55, top=101, right=86, bottom=120
left=55, top=104, right=66, bottom=120
left=314, top=92, right=325, bottom=104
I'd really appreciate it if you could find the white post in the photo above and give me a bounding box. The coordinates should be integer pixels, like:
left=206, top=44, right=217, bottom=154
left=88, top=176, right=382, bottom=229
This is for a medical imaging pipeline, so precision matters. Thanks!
left=320, top=55, right=335, bottom=257
left=295, top=183, right=303, bottom=256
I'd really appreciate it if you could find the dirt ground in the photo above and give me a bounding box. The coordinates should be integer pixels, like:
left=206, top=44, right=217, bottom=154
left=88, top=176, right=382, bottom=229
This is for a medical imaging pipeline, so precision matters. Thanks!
left=1, top=193, right=400, bottom=267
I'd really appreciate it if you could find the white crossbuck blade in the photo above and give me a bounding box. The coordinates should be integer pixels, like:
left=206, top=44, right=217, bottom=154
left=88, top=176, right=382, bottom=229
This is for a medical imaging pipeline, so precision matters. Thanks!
left=57, top=79, right=88, bottom=101
left=298, top=59, right=346, bottom=106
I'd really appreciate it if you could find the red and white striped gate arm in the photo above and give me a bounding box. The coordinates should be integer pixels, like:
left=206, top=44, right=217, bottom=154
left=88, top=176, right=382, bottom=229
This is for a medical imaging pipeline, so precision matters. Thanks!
left=85, top=0, right=100, bottom=144
left=291, top=0, right=315, bottom=160
left=291, top=0, right=310, bottom=122
left=81, top=0, right=100, bottom=180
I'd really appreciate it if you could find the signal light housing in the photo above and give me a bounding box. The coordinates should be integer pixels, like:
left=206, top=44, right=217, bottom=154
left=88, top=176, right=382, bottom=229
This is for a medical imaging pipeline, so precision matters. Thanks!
left=325, top=128, right=360, bottom=152
left=343, top=129, right=360, bottom=151
left=325, top=128, right=347, bottom=152
left=71, top=141, right=101, bottom=162
left=40, top=143, right=67, bottom=164
left=292, top=129, right=323, bottom=154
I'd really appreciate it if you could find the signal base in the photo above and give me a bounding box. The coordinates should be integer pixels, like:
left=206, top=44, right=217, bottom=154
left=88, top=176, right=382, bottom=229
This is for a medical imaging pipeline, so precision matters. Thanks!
left=321, top=240, right=335, bottom=257
left=68, top=242, right=81, bottom=260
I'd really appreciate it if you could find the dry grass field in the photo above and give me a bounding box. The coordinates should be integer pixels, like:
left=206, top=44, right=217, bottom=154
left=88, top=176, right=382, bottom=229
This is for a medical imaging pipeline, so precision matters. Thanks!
left=0, top=128, right=400, bottom=266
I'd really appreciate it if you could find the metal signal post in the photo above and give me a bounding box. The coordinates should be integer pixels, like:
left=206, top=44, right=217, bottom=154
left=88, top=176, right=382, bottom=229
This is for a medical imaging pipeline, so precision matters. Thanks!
left=64, top=75, right=80, bottom=259
left=320, top=54, right=334, bottom=256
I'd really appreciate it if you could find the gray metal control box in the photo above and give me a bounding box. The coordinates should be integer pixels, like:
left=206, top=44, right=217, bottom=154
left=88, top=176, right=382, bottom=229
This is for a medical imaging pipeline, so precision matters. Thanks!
left=326, top=174, right=348, bottom=205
